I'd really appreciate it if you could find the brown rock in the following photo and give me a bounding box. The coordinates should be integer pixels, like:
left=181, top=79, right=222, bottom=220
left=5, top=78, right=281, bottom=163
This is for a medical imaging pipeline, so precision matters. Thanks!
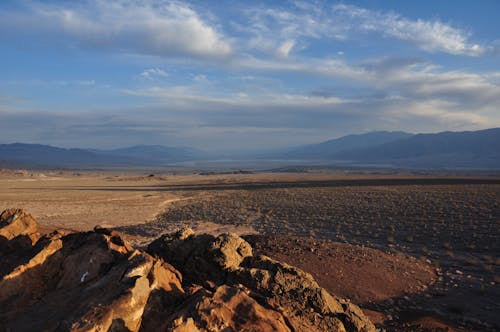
left=148, top=228, right=376, bottom=332
left=0, top=208, right=40, bottom=247
left=168, top=285, right=292, bottom=332
left=208, top=232, right=253, bottom=270
left=233, top=255, right=370, bottom=332
left=0, top=210, right=184, bottom=332
left=0, top=212, right=375, bottom=332
left=148, top=230, right=224, bottom=284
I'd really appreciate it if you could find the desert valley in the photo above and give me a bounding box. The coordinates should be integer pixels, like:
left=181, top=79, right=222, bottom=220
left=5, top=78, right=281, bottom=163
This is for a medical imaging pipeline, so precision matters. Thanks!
left=1, top=169, right=498, bottom=331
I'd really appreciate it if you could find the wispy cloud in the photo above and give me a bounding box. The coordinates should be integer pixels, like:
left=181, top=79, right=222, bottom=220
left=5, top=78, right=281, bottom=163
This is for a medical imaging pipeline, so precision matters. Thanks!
left=140, top=68, right=168, bottom=80
left=0, top=1, right=491, bottom=60
left=276, top=40, right=295, bottom=58
left=232, top=53, right=500, bottom=111
left=119, top=51, right=500, bottom=136
left=239, top=2, right=487, bottom=57
left=331, top=4, right=484, bottom=56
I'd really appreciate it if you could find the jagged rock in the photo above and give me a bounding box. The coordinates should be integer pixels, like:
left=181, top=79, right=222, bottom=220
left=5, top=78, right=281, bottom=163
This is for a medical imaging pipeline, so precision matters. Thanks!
left=0, top=211, right=184, bottom=332
left=0, top=212, right=376, bottom=332
left=147, top=232, right=252, bottom=284
left=148, top=230, right=222, bottom=284
left=148, top=227, right=377, bottom=332
left=0, top=209, right=45, bottom=280
left=174, top=226, right=196, bottom=240
left=0, top=208, right=40, bottom=249
left=209, top=233, right=253, bottom=270
left=167, top=285, right=292, bottom=332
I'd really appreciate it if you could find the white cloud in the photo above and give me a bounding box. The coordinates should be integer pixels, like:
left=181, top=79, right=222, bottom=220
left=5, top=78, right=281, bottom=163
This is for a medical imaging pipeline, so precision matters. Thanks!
left=240, top=3, right=486, bottom=57
left=140, top=68, right=168, bottom=79
left=232, top=56, right=369, bottom=82
left=0, top=0, right=231, bottom=60
left=193, top=74, right=208, bottom=82
left=331, top=4, right=485, bottom=56
left=77, top=80, right=96, bottom=86
left=1, top=1, right=490, bottom=61
left=121, top=52, right=500, bottom=137
left=276, top=40, right=295, bottom=58
left=233, top=53, right=500, bottom=112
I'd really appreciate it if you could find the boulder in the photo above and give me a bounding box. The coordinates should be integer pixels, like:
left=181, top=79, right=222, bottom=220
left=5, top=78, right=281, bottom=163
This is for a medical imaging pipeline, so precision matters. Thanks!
left=209, top=233, right=253, bottom=270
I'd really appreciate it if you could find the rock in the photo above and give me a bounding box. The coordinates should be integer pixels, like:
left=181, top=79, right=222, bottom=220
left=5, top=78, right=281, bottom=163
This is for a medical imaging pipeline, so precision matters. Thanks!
left=148, top=230, right=223, bottom=284
left=0, top=208, right=40, bottom=248
left=0, top=211, right=376, bottom=332
left=148, top=228, right=376, bottom=332
left=168, top=285, right=292, bottom=332
left=0, top=210, right=184, bottom=332
left=174, top=226, right=195, bottom=240
left=233, top=255, right=372, bottom=332
left=208, top=233, right=253, bottom=270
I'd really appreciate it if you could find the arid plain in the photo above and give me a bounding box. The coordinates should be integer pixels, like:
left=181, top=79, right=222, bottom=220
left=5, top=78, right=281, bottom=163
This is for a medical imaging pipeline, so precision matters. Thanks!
left=1, top=169, right=499, bottom=331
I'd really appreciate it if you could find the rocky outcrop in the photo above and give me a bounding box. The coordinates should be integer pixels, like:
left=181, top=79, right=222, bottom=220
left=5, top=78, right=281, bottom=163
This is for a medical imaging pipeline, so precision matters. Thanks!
left=0, top=209, right=375, bottom=331
left=148, top=228, right=377, bottom=332
left=166, top=285, right=291, bottom=332
left=0, top=218, right=185, bottom=332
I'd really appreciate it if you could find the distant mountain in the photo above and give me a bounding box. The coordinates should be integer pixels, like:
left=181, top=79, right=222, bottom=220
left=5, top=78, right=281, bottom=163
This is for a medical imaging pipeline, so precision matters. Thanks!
left=94, top=145, right=201, bottom=163
left=0, top=143, right=200, bottom=168
left=0, top=143, right=130, bottom=167
left=330, top=128, right=500, bottom=168
left=286, top=131, right=413, bottom=159
left=1, top=128, right=498, bottom=169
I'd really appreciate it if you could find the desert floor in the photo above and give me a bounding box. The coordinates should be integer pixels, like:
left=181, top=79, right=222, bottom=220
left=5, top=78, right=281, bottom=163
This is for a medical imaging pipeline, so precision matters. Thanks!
left=1, top=169, right=499, bottom=331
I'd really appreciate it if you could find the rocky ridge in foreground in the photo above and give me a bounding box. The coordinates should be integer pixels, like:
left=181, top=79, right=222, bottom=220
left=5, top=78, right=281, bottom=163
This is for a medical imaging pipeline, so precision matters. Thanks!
left=0, top=208, right=375, bottom=331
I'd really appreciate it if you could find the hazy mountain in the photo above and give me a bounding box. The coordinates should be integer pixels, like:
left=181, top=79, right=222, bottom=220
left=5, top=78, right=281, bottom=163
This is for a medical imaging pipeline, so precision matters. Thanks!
left=331, top=128, right=500, bottom=168
left=285, top=131, right=413, bottom=159
left=0, top=143, right=136, bottom=167
left=1, top=128, right=498, bottom=169
left=95, top=145, right=201, bottom=163
left=0, top=143, right=199, bottom=167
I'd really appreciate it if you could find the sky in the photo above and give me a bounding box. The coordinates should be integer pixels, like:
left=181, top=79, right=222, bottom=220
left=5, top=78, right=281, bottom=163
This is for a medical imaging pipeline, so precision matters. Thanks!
left=0, top=0, right=499, bottom=150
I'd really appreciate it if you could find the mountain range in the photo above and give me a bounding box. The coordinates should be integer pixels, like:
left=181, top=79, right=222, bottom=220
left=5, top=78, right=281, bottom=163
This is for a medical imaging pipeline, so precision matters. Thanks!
left=285, top=131, right=413, bottom=159
left=1, top=128, right=499, bottom=169
left=0, top=144, right=199, bottom=168
left=284, top=128, right=500, bottom=168
left=328, top=128, right=500, bottom=168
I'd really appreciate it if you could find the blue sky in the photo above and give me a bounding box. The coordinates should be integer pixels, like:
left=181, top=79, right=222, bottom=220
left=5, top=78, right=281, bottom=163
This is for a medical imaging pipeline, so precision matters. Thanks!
left=0, top=0, right=499, bottom=150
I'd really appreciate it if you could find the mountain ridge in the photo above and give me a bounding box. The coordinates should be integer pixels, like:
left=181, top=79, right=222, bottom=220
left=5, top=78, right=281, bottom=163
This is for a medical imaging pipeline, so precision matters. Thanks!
left=329, top=128, right=500, bottom=168
left=1, top=128, right=499, bottom=169
left=285, top=131, right=414, bottom=159
left=0, top=143, right=197, bottom=167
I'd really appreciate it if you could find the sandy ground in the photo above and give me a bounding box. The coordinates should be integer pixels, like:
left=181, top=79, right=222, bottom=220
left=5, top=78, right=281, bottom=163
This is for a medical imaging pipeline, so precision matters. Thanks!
left=0, top=171, right=184, bottom=232
left=0, top=169, right=440, bottom=233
